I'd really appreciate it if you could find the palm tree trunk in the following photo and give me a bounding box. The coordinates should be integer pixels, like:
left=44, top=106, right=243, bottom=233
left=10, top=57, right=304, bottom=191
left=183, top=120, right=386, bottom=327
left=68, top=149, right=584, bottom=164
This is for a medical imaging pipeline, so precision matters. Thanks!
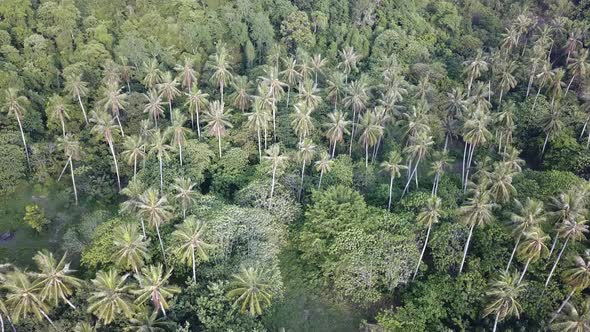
left=431, top=174, right=438, bottom=196
left=549, top=234, right=559, bottom=257
left=77, top=94, right=88, bottom=124
left=461, top=142, right=468, bottom=187
left=387, top=175, right=394, bottom=211
left=331, top=141, right=337, bottom=157
left=464, top=142, right=477, bottom=190
left=526, top=63, right=537, bottom=98
left=217, top=135, right=222, bottom=158
left=532, top=86, right=542, bottom=113
left=115, top=114, right=125, bottom=137
left=467, top=76, right=474, bottom=97
left=298, top=160, right=306, bottom=201
left=545, top=237, right=569, bottom=287
left=492, top=311, right=500, bottom=332
left=69, top=157, right=78, bottom=205
left=168, top=100, right=173, bottom=121
left=158, top=155, right=164, bottom=193
left=156, top=223, right=167, bottom=265
left=108, top=140, right=121, bottom=191
left=518, top=257, right=532, bottom=285
left=15, top=114, right=30, bottom=168
left=542, top=132, right=550, bottom=155
left=178, top=142, right=183, bottom=166
left=140, top=218, right=146, bottom=240
left=58, top=159, right=69, bottom=182
left=506, top=234, right=522, bottom=273
left=64, top=297, right=76, bottom=309
left=459, top=224, right=475, bottom=274
left=498, top=90, right=504, bottom=110
left=556, top=289, right=575, bottom=314
left=220, top=82, right=224, bottom=105
left=402, top=155, right=421, bottom=196
left=39, top=308, right=55, bottom=328
left=191, top=246, right=196, bottom=283
left=443, top=134, right=449, bottom=152
left=565, top=74, right=576, bottom=98
left=349, top=110, right=357, bottom=156
left=365, top=143, right=369, bottom=168
left=286, top=85, right=291, bottom=111
left=580, top=115, right=590, bottom=139
left=257, top=127, right=262, bottom=159
left=318, top=169, right=324, bottom=189
left=269, top=166, right=276, bottom=209
left=272, top=105, right=277, bottom=142
left=195, top=107, right=201, bottom=138
left=413, top=224, right=432, bottom=281
left=133, top=155, right=137, bottom=181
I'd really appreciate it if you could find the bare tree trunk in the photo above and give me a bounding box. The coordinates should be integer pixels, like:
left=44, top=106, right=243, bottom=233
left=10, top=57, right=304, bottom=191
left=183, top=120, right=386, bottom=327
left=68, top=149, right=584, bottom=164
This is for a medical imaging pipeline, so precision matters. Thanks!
left=140, top=218, right=146, bottom=240
left=542, top=132, right=550, bottom=155
left=298, top=160, right=306, bottom=201
left=217, top=135, right=222, bottom=158
left=580, top=115, right=590, bottom=139
left=70, top=157, right=78, bottom=205
left=108, top=140, right=121, bottom=191
left=518, top=257, right=532, bottom=285
left=549, top=235, right=559, bottom=257
left=545, top=238, right=569, bottom=287
left=15, top=114, right=30, bottom=168
left=413, top=224, right=432, bottom=281
left=178, top=143, right=183, bottom=166
left=318, top=169, right=324, bottom=189
left=272, top=105, right=277, bottom=142
left=269, top=166, right=276, bottom=209
left=459, top=224, right=475, bottom=274
left=159, top=155, right=164, bottom=193
left=349, top=110, right=357, bottom=156
left=257, top=127, right=262, bottom=159
left=556, top=289, right=575, bottom=314
left=156, top=224, right=167, bottom=265
left=195, top=106, right=201, bottom=138
left=402, top=156, right=421, bottom=196
left=492, top=311, right=500, bottom=332
left=461, top=142, right=468, bottom=187
left=387, top=175, right=394, bottom=211
left=169, top=100, right=173, bottom=122
left=532, top=86, right=542, bottom=113
left=191, top=245, right=196, bottom=283
left=133, top=155, right=137, bottom=181
left=506, top=234, right=522, bottom=272
left=331, top=141, right=337, bottom=157
left=77, top=94, right=88, bottom=124
left=115, top=114, right=125, bottom=137
left=467, top=76, right=474, bottom=97
left=286, top=85, right=291, bottom=111
left=220, top=82, right=224, bottom=105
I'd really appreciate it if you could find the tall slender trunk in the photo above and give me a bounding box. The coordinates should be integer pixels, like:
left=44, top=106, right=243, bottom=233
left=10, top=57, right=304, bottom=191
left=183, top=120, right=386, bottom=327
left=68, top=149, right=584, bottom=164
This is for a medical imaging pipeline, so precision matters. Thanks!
left=518, top=257, right=532, bottom=285
left=69, top=157, right=78, bottom=205
left=178, top=143, right=183, bottom=166
left=108, top=140, right=121, bottom=191
left=443, top=134, right=449, bottom=152
left=195, top=106, right=201, bottom=138
left=549, top=235, right=559, bottom=257
left=272, top=105, right=277, bottom=142
left=556, top=289, right=576, bottom=314
left=413, top=224, right=432, bottom=281
left=257, top=127, right=262, bottom=159
left=220, top=82, right=224, bottom=105
left=464, top=142, right=477, bottom=191
left=492, top=311, right=500, bottom=332
left=467, top=76, right=474, bottom=97
left=526, top=63, right=538, bottom=98
left=217, top=135, right=222, bottom=158
left=191, top=246, right=196, bottom=283
left=532, top=86, right=542, bottom=113
left=545, top=237, right=569, bottom=287
left=15, top=114, right=30, bottom=168
left=158, top=155, right=164, bottom=193
left=298, top=160, right=306, bottom=201
left=459, top=224, right=475, bottom=274
left=387, top=175, right=394, bottom=211
left=286, top=85, right=291, bottom=111
left=133, top=155, right=137, bottom=181
left=580, top=115, right=590, bottom=139
left=168, top=100, right=173, bottom=121
left=269, top=166, right=276, bottom=208
left=365, top=143, right=369, bottom=168
left=402, top=155, right=421, bottom=196
left=565, top=74, right=576, bottom=97
left=542, top=132, right=550, bottom=155
left=331, top=141, right=337, bottom=157
left=156, top=224, right=167, bottom=265
left=318, top=169, right=324, bottom=189
left=77, top=94, right=88, bottom=124
left=140, top=218, right=146, bottom=240
left=0, top=312, right=4, bottom=332
left=39, top=309, right=55, bottom=328
left=506, top=234, right=522, bottom=273
left=349, top=110, right=357, bottom=156
left=498, top=90, right=504, bottom=110
left=431, top=174, right=438, bottom=196
left=461, top=142, right=468, bottom=187
left=115, top=114, right=125, bottom=137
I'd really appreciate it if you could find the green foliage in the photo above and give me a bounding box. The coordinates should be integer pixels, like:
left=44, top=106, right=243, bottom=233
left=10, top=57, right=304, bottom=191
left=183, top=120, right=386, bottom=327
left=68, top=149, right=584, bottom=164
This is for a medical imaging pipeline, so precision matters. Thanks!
left=80, top=217, right=125, bottom=270
left=0, top=131, right=27, bottom=196
left=22, top=204, right=49, bottom=233
left=210, top=147, right=252, bottom=198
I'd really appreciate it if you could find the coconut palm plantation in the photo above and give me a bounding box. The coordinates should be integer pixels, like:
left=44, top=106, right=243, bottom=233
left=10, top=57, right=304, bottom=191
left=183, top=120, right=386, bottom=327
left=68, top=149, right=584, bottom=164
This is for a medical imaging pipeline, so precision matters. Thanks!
left=1, top=0, right=590, bottom=331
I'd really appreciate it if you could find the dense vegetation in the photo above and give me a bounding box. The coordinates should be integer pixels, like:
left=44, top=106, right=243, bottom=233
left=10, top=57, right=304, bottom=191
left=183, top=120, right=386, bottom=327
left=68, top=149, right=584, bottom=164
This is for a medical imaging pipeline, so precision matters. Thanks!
left=1, top=0, right=590, bottom=331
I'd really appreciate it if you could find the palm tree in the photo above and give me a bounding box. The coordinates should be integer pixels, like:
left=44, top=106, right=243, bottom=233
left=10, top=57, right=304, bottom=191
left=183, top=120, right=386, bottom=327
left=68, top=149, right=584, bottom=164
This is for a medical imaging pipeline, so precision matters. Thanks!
left=245, top=100, right=271, bottom=159
left=402, top=131, right=434, bottom=196
left=143, top=89, right=165, bottom=129
left=227, top=266, right=273, bottom=316
left=549, top=68, right=566, bottom=108
left=325, top=111, right=351, bottom=157
left=174, top=57, right=197, bottom=93
left=171, top=217, right=212, bottom=283
left=230, top=75, right=251, bottom=112
left=462, top=110, right=492, bottom=190
left=0, top=298, right=11, bottom=332
left=118, top=56, right=133, bottom=93
left=113, top=223, right=150, bottom=275
left=545, top=219, right=589, bottom=287
left=185, top=87, right=209, bottom=137
left=551, top=297, right=590, bottom=331
left=297, top=78, right=321, bottom=110
left=564, top=49, right=589, bottom=97
left=1, top=269, right=54, bottom=325
left=1, top=88, right=30, bottom=167
left=90, top=110, right=122, bottom=190
left=172, top=177, right=199, bottom=220
left=290, top=103, right=315, bottom=142
left=128, top=309, right=175, bottom=331
left=99, top=82, right=127, bottom=137
left=483, top=271, right=526, bottom=332
left=310, top=53, right=327, bottom=85
left=297, top=138, right=316, bottom=200
left=343, top=79, right=370, bottom=155
left=358, top=111, right=383, bottom=168
left=133, top=264, right=179, bottom=316
left=206, top=43, right=233, bottom=104
left=46, top=95, right=70, bottom=137
left=506, top=198, right=545, bottom=272
left=325, top=71, right=346, bottom=111
left=488, top=162, right=517, bottom=204
left=516, top=229, right=550, bottom=284
left=464, top=50, right=489, bottom=97
left=495, top=103, right=516, bottom=153
left=203, top=101, right=232, bottom=158
left=122, top=135, right=146, bottom=181
left=554, top=250, right=590, bottom=315
left=280, top=56, right=300, bottom=111
left=496, top=61, right=517, bottom=109
left=380, top=151, right=407, bottom=211
left=166, top=110, right=191, bottom=166
left=315, top=152, right=333, bottom=190
left=156, top=72, right=181, bottom=121
left=264, top=144, right=288, bottom=208
left=413, top=196, right=442, bottom=280
left=137, top=188, right=173, bottom=264
left=532, top=60, right=554, bottom=112
left=87, top=269, right=135, bottom=324
left=102, top=60, right=121, bottom=86
left=458, top=189, right=496, bottom=273
left=30, top=250, right=82, bottom=309
left=337, top=47, right=359, bottom=84
left=142, top=59, right=162, bottom=89
left=121, top=179, right=148, bottom=239
left=64, top=73, right=89, bottom=124
left=148, top=130, right=171, bottom=193
left=56, top=134, right=81, bottom=204
left=541, top=109, right=564, bottom=155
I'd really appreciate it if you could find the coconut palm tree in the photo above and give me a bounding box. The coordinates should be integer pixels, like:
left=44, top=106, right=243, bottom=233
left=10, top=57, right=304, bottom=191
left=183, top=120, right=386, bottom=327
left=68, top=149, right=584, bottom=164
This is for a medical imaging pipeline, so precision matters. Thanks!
left=532, top=60, right=554, bottom=112
left=464, top=50, right=489, bottom=97
left=87, top=269, right=135, bottom=324
left=113, top=223, right=150, bottom=275
left=0, top=298, right=11, bottom=332
left=516, top=229, right=550, bottom=284
left=343, top=79, right=370, bottom=155
left=1, top=269, right=54, bottom=325
left=133, top=264, right=179, bottom=316
left=337, top=47, right=359, bottom=84
left=402, top=131, right=434, bottom=196
left=57, top=134, right=81, bottom=204
left=458, top=189, right=496, bottom=273
left=90, top=110, right=122, bottom=190
left=142, top=59, right=162, bottom=89
left=230, top=75, right=252, bottom=112
left=549, top=68, right=566, bottom=108
left=120, top=179, right=148, bottom=240
left=245, top=101, right=271, bottom=160
left=46, top=95, right=70, bottom=137
left=495, top=102, right=516, bottom=153
left=171, top=217, right=212, bottom=283
left=310, top=53, right=327, bottom=85
left=156, top=72, right=181, bottom=121
left=227, top=266, right=273, bottom=316
left=137, top=188, right=173, bottom=264
left=1, top=88, right=30, bottom=167
left=203, top=101, right=232, bottom=158
left=174, top=57, right=197, bottom=93
left=100, top=82, right=127, bottom=137
left=325, top=71, right=346, bottom=111
left=290, top=103, right=315, bottom=143
left=488, top=162, right=517, bottom=204
left=172, top=177, right=199, bottom=220
left=297, top=78, right=321, bottom=110
left=413, top=196, right=442, bottom=280
left=102, top=59, right=121, bottom=86
left=506, top=198, right=545, bottom=272
left=554, top=250, right=590, bottom=315
left=546, top=219, right=589, bottom=287
left=64, top=73, right=89, bottom=124
left=148, top=130, right=171, bottom=193
left=483, top=271, right=526, bottom=332
left=128, top=309, right=175, bottom=332
left=297, top=138, right=316, bottom=200
left=166, top=110, right=191, bottom=166
left=496, top=61, right=517, bottom=109
left=206, top=44, right=233, bottom=104
left=541, top=109, right=564, bottom=155
left=325, top=111, right=351, bottom=157
left=551, top=297, right=590, bottom=331
left=118, top=56, right=133, bottom=93
left=143, top=90, right=165, bottom=129
left=315, top=151, right=333, bottom=190
left=264, top=144, right=288, bottom=208
left=462, top=110, right=493, bottom=190
left=280, top=56, right=300, bottom=110
left=30, top=250, right=82, bottom=309
left=185, top=87, right=209, bottom=137
left=122, top=135, right=146, bottom=181
left=358, top=111, right=383, bottom=168
left=564, top=49, right=589, bottom=97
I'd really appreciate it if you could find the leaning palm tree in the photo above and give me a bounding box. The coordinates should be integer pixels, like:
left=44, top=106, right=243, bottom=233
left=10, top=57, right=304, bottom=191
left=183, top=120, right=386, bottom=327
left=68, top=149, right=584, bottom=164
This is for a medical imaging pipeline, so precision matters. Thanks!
left=413, top=196, right=442, bottom=280
left=171, top=217, right=212, bottom=283
left=99, top=82, right=127, bottom=137
left=496, top=61, right=518, bottom=109
left=166, top=110, right=191, bottom=166
left=227, top=266, right=273, bottom=316
left=1, top=88, right=30, bottom=167
left=185, top=87, right=209, bottom=137
left=264, top=144, right=288, bottom=208
left=30, top=250, right=82, bottom=309
left=46, top=95, right=70, bottom=137
left=554, top=250, right=590, bottom=315
left=57, top=134, right=81, bottom=204
left=137, top=189, right=173, bottom=264
left=156, top=72, right=181, bottom=120
left=172, top=177, right=199, bottom=220
left=515, top=229, right=550, bottom=284
left=90, top=110, right=122, bottom=190
left=458, top=188, right=496, bottom=273
left=564, top=48, right=589, bottom=97
left=297, top=138, right=316, bottom=200
left=506, top=198, right=545, bottom=272
left=143, top=90, right=165, bottom=129
left=325, top=111, right=351, bottom=157
left=547, top=190, right=588, bottom=256
left=315, top=152, right=333, bottom=190
left=206, top=43, right=233, bottom=104
left=337, top=46, right=359, bottom=84
left=551, top=297, right=590, bottom=331
left=132, top=264, right=179, bottom=317
left=483, top=271, right=526, bottom=332
left=290, top=103, right=315, bottom=143
left=113, top=223, right=150, bottom=275
left=148, top=130, right=171, bottom=193
left=429, top=151, right=452, bottom=197
left=381, top=150, right=407, bottom=211
left=122, top=135, right=146, bottom=181
left=142, top=58, right=162, bottom=89
left=1, top=269, right=54, bottom=325
left=402, top=131, right=434, bottom=196
left=87, top=269, right=135, bottom=325
left=464, top=50, right=489, bottom=97
left=64, top=73, right=89, bottom=124
left=546, top=218, right=589, bottom=287
left=120, top=179, right=148, bottom=239
left=203, top=101, right=233, bottom=158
